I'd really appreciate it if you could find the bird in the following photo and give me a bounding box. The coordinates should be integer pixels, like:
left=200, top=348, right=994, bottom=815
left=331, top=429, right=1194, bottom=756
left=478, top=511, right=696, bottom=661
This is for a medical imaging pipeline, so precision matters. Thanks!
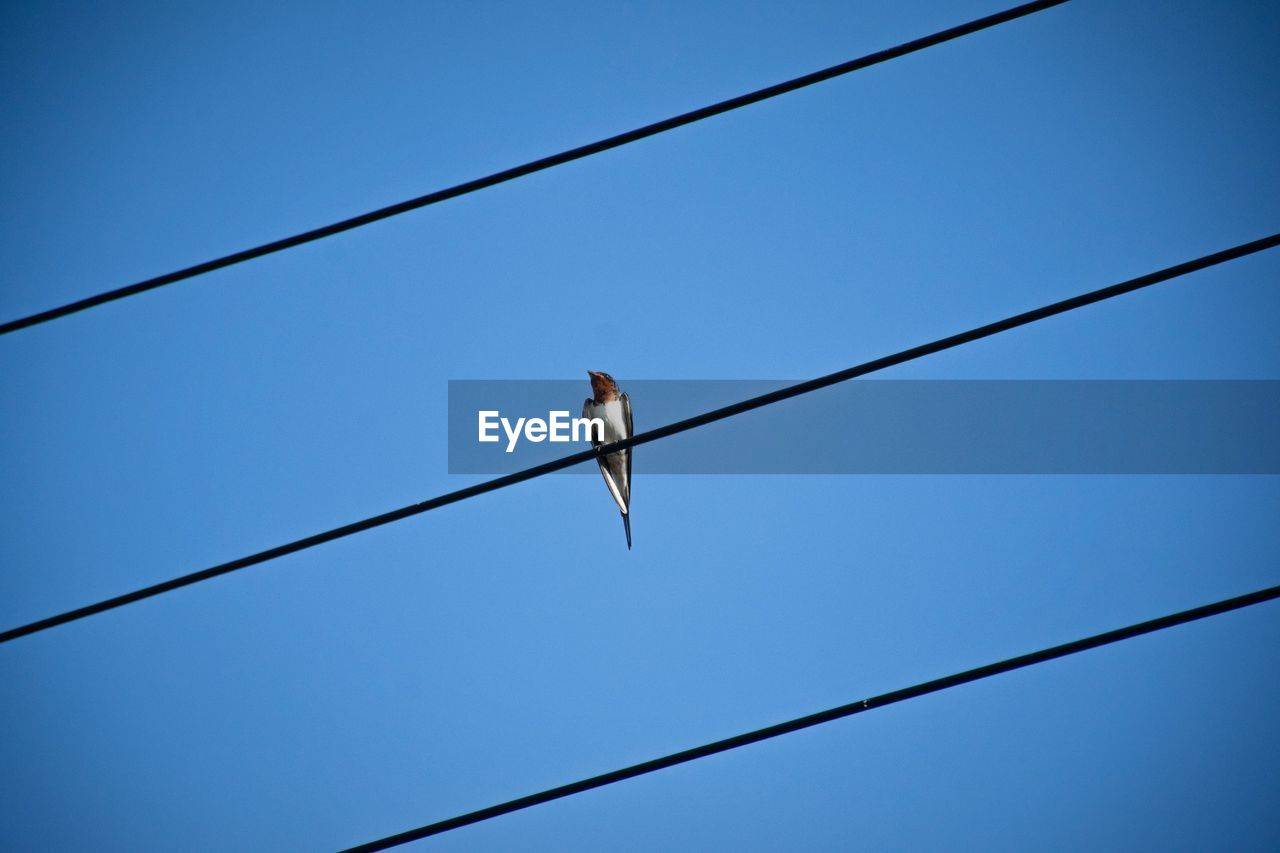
left=583, top=370, right=633, bottom=549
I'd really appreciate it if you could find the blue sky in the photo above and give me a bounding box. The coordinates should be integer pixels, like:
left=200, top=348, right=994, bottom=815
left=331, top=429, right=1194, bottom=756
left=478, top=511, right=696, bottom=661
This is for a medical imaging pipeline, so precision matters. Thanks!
left=1, top=1, right=1277, bottom=850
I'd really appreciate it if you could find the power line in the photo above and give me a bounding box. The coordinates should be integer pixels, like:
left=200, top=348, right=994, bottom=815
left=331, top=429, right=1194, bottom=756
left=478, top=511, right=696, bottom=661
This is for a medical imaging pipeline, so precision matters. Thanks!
left=342, top=581, right=1280, bottom=850
left=0, top=0, right=1070, bottom=337
left=1, top=233, right=1274, bottom=646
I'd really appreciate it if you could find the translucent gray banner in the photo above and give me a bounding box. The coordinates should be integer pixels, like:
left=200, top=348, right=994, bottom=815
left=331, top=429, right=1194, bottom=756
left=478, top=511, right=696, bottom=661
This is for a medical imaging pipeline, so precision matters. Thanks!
left=447, top=380, right=1280, bottom=474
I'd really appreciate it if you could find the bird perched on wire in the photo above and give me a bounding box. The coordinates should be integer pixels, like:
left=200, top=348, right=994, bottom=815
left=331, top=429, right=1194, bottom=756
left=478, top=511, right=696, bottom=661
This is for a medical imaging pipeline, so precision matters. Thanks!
left=583, top=370, right=633, bottom=549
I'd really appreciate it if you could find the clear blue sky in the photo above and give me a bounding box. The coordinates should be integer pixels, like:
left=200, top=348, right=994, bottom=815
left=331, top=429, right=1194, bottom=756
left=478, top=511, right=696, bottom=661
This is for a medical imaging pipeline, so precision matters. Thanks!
left=2, top=1, right=1278, bottom=850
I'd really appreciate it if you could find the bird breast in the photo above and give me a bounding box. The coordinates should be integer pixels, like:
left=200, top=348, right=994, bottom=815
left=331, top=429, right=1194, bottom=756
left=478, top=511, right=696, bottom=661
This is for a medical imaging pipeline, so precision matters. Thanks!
left=594, top=400, right=629, bottom=442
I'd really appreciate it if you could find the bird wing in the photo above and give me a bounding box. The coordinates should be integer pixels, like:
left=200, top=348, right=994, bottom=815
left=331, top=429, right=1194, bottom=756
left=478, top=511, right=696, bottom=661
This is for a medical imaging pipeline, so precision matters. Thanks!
left=621, top=392, right=633, bottom=498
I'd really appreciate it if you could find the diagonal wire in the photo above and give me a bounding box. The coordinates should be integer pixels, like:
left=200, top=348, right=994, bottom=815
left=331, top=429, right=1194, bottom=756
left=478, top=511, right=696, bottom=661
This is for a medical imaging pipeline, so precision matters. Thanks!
left=0, top=0, right=1070, bottom=336
left=0, top=231, right=1275, bottom=646
left=341, top=581, right=1280, bottom=850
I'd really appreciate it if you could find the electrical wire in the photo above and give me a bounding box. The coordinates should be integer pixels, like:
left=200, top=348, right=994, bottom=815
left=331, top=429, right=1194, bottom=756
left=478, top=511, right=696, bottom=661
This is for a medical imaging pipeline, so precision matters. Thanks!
left=1, top=233, right=1274, bottom=646
left=0, top=0, right=1069, bottom=336
left=342, top=581, right=1280, bottom=849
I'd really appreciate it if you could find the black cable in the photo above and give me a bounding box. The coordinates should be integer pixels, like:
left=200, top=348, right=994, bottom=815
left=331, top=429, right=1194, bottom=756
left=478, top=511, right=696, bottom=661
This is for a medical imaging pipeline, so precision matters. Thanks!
left=0, top=0, right=1070, bottom=337
left=0, top=232, right=1274, bottom=645
left=342, top=581, right=1280, bottom=850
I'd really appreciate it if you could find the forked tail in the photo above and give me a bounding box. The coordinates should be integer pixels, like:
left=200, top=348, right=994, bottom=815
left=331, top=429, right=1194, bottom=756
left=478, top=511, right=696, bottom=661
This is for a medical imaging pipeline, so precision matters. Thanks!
left=621, top=512, right=631, bottom=550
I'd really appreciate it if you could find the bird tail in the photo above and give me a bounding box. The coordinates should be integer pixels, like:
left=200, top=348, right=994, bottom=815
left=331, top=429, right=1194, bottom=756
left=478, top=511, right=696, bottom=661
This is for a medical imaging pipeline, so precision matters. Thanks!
left=621, top=512, right=631, bottom=550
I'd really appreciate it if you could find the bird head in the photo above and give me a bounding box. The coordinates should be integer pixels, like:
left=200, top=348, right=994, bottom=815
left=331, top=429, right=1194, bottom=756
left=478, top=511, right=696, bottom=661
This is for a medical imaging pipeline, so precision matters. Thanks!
left=587, top=370, right=618, bottom=401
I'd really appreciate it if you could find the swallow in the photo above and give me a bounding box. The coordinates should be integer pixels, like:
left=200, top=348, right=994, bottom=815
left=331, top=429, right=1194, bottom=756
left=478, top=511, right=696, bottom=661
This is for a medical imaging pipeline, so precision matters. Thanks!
left=583, top=370, right=633, bottom=549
